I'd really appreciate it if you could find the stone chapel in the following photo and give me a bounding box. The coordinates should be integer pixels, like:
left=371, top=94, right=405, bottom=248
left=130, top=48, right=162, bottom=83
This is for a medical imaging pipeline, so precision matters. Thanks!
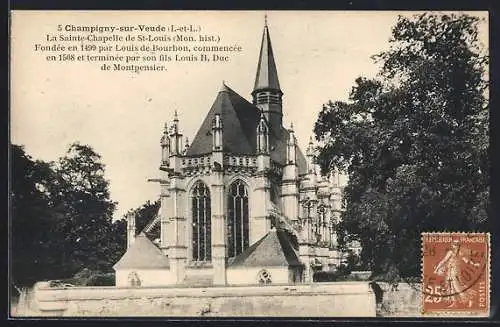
left=114, top=19, right=349, bottom=287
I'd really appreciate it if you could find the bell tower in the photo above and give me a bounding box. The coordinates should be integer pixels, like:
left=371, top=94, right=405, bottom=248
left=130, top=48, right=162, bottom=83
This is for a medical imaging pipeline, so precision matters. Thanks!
left=251, top=16, right=283, bottom=133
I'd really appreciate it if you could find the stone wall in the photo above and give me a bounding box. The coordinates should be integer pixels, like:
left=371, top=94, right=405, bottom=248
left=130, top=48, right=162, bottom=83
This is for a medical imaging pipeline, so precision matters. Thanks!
left=227, top=267, right=289, bottom=285
left=23, top=281, right=376, bottom=317
left=375, top=282, right=421, bottom=317
left=115, top=269, right=175, bottom=287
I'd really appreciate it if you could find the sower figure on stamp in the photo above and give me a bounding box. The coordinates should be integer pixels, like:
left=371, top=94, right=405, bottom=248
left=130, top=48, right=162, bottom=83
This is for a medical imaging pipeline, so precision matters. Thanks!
left=433, top=240, right=480, bottom=308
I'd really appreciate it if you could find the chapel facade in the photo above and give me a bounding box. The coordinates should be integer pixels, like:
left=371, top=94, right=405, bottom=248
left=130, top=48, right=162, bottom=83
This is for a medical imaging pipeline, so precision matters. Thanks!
left=114, top=20, right=347, bottom=287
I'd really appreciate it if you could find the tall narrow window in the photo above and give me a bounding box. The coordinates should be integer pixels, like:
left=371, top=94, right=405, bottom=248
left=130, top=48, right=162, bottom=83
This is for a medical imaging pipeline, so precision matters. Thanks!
left=191, top=181, right=211, bottom=261
left=227, top=180, right=249, bottom=258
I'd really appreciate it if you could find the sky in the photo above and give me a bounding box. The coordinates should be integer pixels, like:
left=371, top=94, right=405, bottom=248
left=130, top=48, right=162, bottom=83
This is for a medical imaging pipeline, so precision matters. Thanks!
left=11, top=11, right=488, bottom=220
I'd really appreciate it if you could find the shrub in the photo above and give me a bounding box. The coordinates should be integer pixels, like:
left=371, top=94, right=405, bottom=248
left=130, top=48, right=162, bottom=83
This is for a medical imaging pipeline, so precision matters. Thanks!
left=50, top=269, right=115, bottom=287
left=313, top=270, right=349, bottom=282
left=86, top=273, right=115, bottom=286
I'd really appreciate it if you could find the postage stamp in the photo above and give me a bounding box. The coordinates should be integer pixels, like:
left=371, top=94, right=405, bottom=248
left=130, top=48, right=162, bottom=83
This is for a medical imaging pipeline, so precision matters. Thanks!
left=421, top=232, right=490, bottom=316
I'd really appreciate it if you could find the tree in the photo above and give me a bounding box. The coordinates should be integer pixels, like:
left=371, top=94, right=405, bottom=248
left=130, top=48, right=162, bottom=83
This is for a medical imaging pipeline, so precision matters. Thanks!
left=11, top=145, right=59, bottom=286
left=106, top=219, right=127, bottom=269
left=314, top=13, right=488, bottom=279
left=11, top=142, right=133, bottom=285
left=51, top=143, right=117, bottom=274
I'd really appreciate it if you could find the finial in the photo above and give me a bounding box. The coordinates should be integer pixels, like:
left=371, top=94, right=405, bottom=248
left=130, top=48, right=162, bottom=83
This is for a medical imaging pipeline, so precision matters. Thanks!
left=219, top=80, right=230, bottom=93
left=290, top=122, right=294, bottom=131
left=174, top=110, right=178, bottom=121
left=163, top=122, right=168, bottom=132
left=264, top=13, right=268, bottom=27
left=185, top=137, right=189, bottom=147
left=309, top=136, right=314, bottom=144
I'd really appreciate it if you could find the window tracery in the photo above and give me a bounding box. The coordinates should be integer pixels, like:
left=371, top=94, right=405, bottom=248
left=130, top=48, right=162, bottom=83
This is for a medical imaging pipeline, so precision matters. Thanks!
left=227, top=180, right=249, bottom=258
left=191, top=181, right=211, bottom=261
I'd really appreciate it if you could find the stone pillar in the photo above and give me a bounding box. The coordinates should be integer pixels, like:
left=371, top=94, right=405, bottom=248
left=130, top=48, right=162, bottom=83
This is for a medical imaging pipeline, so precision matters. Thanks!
left=304, top=137, right=318, bottom=244
left=252, top=112, right=271, bottom=244
left=299, top=244, right=313, bottom=283
left=253, top=171, right=271, bottom=244
left=126, top=212, right=136, bottom=249
left=169, top=110, right=183, bottom=173
left=211, top=168, right=226, bottom=285
left=282, top=123, right=299, bottom=224
left=159, top=170, right=170, bottom=255
left=167, top=175, right=187, bottom=284
left=165, top=110, right=187, bottom=284
left=211, top=113, right=226, bottom=285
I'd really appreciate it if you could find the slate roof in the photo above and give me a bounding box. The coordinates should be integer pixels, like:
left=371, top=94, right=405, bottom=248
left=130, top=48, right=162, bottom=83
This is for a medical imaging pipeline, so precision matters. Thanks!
left=186, top=84, right=260, bottom=156
left=253, top=24, right=281, bottom=92
left=186, top=84, right=307, bottom=175
left=113, top=233, right=170, bottom=270
left=227, top=228, right=303, bottom=268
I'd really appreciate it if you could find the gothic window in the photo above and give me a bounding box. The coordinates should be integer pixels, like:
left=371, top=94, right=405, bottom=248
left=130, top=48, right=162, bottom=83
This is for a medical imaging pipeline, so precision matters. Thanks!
left=128, top=272, right=141, bottom=287
left=257, top=269, right=272, bottom=285
left=191, top=181, right=211, bottom=262
left=317, top=204, right=327, bottom=243
left=227, top=180, right=249, bottom=258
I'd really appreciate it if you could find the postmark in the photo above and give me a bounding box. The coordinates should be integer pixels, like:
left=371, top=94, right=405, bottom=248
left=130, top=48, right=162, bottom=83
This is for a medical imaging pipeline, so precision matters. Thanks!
left=421, top=232, right=490, bottom=316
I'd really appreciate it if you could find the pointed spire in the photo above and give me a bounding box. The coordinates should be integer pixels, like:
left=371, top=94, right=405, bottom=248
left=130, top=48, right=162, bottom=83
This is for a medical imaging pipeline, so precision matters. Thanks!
left=169, top=110, right=182, bottom=155
left=286, top=123, right=297, bottom=165
left=288, top=124, right=296, bottom=145
left=160, top=122, right=170, bottom=166
left=253, top=17, right=281, bottom=93
left=307, top=136, right=314, bottom=154
left=171, top=110, right=180, bottom=135
left=161, top=123, right=169, bottom=146
left=306, top=136, right=316, bottom=174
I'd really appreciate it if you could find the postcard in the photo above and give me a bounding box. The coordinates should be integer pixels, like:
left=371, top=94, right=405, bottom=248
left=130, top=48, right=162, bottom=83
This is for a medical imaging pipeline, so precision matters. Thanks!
left=10, top=10, right=490, bottom=318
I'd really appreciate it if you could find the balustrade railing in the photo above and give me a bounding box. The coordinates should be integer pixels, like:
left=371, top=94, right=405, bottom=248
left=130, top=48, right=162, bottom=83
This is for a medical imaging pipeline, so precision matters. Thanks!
left=181, top=154, right=213, bottom=169
left=224, top=154, right=258, bottom=168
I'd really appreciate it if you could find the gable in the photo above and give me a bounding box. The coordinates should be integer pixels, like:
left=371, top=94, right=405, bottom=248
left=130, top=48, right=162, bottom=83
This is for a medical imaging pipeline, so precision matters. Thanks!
left=228, top=229, right=303, bottom=268
left=113, top=234, right=170, bottom=270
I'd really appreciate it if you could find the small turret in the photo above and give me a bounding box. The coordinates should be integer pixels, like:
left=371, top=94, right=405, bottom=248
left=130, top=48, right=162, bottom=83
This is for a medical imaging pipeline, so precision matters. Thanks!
left=256, top=111, right=271, bottom=173
left=281, top=122, right=299, bottom=227
left=160, top=123, right=170, bottom=167
left=286, top=123, right=297, bottom=165
left=306, top=136, right=315, bottom=174
left=169, top=110, right=183, bottom=156
left=212, top=113, right=223, bottom=152
left=257, top=111, right=269, bottom=154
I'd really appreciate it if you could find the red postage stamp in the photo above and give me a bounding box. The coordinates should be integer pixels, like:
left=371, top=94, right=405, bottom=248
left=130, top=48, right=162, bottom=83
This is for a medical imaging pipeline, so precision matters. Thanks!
left=421, top=232, right=490, bottom=316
